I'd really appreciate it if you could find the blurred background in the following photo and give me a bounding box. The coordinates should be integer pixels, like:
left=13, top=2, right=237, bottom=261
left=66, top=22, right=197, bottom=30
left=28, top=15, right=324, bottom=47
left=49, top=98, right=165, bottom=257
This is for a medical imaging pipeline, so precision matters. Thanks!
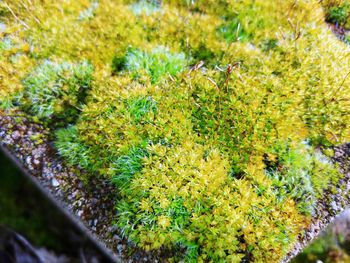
left=0, top=149, right=110, bottom=263
left=1, top=148, right=350, bottom=263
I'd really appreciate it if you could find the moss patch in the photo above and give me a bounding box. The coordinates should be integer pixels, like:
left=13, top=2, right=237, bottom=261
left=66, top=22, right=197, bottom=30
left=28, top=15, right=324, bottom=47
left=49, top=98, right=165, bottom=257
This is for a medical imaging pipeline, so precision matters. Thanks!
left=0, top=0, right=349, bottom=262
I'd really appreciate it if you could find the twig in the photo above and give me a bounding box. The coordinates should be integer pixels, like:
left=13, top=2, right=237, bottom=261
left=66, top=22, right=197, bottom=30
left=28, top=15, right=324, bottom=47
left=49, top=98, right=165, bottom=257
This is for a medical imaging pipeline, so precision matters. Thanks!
left=338, top=69, right=350, bottom=93
left=3, top=2, right=30, bottom=29
left=20, top=0, right=41, bottom=25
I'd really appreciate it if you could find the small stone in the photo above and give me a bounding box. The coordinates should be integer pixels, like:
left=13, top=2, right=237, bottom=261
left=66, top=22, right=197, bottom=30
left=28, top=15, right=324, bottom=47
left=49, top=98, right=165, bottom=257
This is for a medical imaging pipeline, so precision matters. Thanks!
left=330, top=201, right=338, bottom=211
left=77, top=210, right=83, bottom=217
left=51, top=178, right=60, bottom=187
left=117, top=244, right=123, bottom=254
left=11, top=131, right=21, bottom=140
left=26, top=156, right=32, bottom=165
left=112, top=234, right=121, bottom=242
left=109, top=225, right=118, bottom=233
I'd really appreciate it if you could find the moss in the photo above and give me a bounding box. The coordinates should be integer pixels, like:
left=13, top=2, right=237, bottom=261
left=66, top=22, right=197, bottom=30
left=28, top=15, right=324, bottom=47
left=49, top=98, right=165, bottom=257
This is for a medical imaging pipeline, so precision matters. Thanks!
left=327, top=5, right=350, bottom=24
left=130, top=0, right=161, bottom=16
left=323, top=0, right=350, bottom=28
left=55, top=125, right=92, bottom=171
left=126, top=96, right=157, bottom=122
left=112, top=146, right=148, bottom=194
left=0, top=0, right=349, bottom=262
left=111, top=55, right=127, bottom=74
left=21, top=60, right=93, bottom=121
left=78, top=1, right=99, bottom=21
left=125, top=46, right=188, bottom=83
left=218, top=17, right=252, bottom=43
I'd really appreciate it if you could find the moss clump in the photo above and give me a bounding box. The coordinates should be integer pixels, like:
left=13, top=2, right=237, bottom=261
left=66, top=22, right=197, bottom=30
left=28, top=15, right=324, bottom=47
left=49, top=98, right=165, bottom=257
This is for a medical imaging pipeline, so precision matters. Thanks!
left=323, top=0, right=350, bottom=27
left=0, top=0, right=350, bottom=262
left=130, top=0, right=161, bottom=16
left=21, top=61, right=93, bottom=121
left=126, top=96, right=157, bottom=122
left=125, top=46, right=188, bottom=83
left=218, top=17, right=252, bottom=43
left=265, top=142, right=339, bottom=215
left=78, top=2, right=99, bottom=21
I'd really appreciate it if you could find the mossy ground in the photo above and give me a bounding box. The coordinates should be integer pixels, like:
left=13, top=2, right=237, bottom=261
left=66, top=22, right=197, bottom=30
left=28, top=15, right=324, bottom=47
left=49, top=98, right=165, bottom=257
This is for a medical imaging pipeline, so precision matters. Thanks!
left=0, top=0, right=350, bottom=262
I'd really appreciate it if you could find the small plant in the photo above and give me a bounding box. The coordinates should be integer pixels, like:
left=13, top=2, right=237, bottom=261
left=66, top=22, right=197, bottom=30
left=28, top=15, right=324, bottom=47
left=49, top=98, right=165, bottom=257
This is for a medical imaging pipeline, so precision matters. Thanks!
left=265, top=144, right=316, bottom=215
left=260, top=38, right=278, bottom=52
left=22, top=60, right=93, bottom=121
left=126, top=96, right=157, bottom=122
left=55, top=126, right=92, bottom=170
left=111, top=55, right=126, bottom=74
left=0, top=37, right=12, bottom=52
left=125, top=46, right=187, bottom=83
left=112, top=146, right=148, bottom=194
left=78, top=2, right=99, bottom=21
left=218, top=17, right=252, bottom=43
left=130, top=0, right=161, bottom=16
left=326, top=4, right=350, bottom=25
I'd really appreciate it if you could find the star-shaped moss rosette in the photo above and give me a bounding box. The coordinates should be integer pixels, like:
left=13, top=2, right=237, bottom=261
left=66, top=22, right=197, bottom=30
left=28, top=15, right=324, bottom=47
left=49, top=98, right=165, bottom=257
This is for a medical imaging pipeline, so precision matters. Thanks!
left=0, top=1, right=350, bottom=262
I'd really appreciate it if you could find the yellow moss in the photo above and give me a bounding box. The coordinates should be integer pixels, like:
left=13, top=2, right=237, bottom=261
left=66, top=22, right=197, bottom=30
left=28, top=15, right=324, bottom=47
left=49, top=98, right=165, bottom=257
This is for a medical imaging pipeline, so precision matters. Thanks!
left=0, top=0, right=349, bottom=262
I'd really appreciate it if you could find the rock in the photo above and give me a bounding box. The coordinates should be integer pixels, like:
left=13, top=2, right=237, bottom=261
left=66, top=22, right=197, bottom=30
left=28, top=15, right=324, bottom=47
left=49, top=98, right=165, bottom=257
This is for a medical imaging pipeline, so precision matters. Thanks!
left=51, top=178, right=60, bottom=187
left=11, top=131, right=21, bottom=140
left=117, top=244, right=123, bottom=254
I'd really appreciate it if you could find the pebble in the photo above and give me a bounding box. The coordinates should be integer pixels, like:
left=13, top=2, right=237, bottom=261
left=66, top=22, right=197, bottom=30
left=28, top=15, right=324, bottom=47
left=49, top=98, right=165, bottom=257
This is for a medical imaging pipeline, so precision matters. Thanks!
left=112, top=234, right=121, bottom=242
left=12, top=131, right=21, bottom=140
left=109, top=225, right=118, bottom=233
left=26, top=156, right=32, bottom=165
left=51, top=178, right=60, bottom=187
left=117, top=244, right=123, bottom=254
left=330, top=201, right=339, bottom=212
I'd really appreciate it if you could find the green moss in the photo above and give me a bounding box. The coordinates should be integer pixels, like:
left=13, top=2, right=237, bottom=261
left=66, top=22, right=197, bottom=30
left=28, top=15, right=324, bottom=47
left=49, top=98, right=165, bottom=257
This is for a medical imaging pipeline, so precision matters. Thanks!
left=218, top=17, right=252, bottom=43
left=130, top=1, right=161, bottom=16
left=112, top=146, right=148, bottom=194
left=22, top=60, right=93, bottom=121
left=111, top=55, right=127, bottom=74
left=0, top=37, right=12, bottom=52
left=126, top=96, right=157, bottom=122
left=125, top=46, right=187, bottom=83
left=326, top=5, right=350, bottom=25
left=190, top=43, right=219, bottom=65
left=78, top=2, right=99, bottom=21
left=323, top=0, right=350, bottom=28
left=265, top=143, right=316, bottom=215
left=55, top=126, right=92, bottom=171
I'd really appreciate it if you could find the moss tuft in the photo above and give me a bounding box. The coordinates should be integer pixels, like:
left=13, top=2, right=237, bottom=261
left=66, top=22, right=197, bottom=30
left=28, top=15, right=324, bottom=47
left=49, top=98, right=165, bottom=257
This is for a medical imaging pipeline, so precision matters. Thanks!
left=125, top=46, right=187, bottom=83
left=21, top=60, right=93, bottom=121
